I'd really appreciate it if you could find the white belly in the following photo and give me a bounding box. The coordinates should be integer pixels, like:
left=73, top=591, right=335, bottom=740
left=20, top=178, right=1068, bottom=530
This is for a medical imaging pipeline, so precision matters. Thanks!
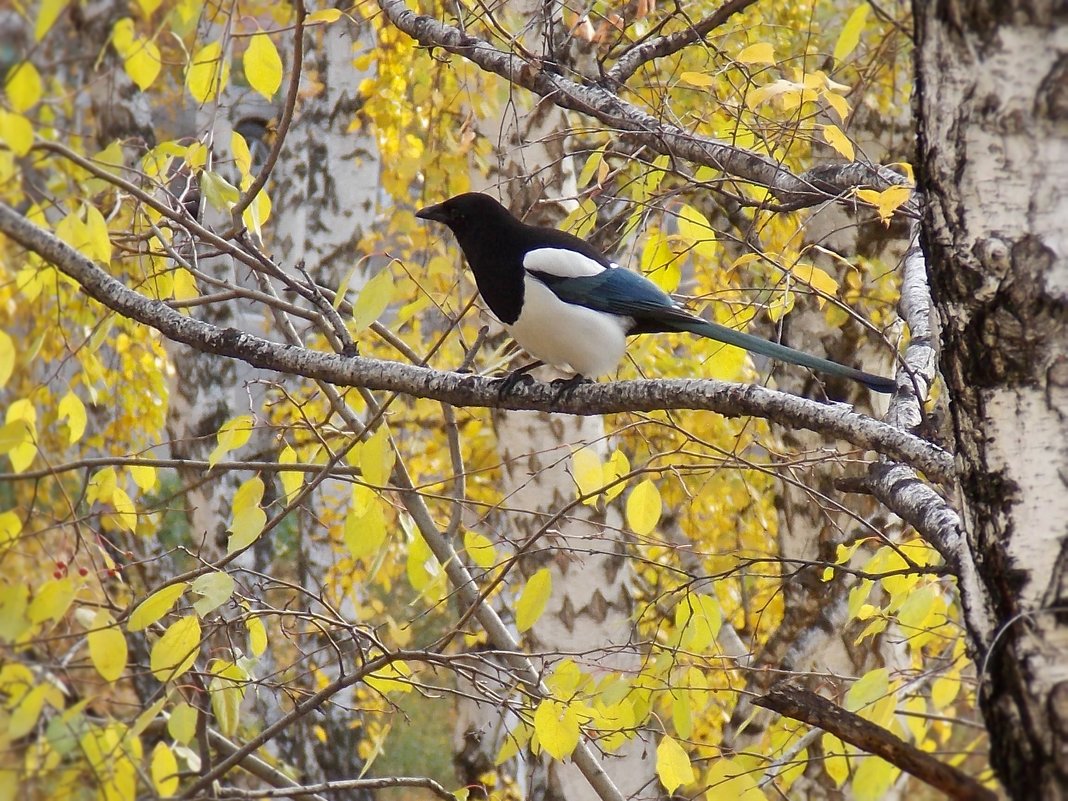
left=506, top=276, right=630, bottom=376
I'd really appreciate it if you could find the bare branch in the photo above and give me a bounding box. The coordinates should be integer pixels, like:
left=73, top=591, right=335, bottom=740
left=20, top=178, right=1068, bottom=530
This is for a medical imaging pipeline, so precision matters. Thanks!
left=0, top=200, right=951, bottom=480
left=753, top=684, right=998, bottom=801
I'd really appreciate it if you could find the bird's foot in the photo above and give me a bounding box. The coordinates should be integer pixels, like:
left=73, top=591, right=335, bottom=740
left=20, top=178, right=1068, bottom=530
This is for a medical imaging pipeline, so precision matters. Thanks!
left=495, top=362, right=543, bottom=399
left=550, top=374, right=590, bottom=404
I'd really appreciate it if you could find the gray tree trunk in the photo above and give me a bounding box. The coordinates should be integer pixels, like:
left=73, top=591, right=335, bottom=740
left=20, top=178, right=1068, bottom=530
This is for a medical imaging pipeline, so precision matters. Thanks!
left=915, top=2, right=1068, bottom=799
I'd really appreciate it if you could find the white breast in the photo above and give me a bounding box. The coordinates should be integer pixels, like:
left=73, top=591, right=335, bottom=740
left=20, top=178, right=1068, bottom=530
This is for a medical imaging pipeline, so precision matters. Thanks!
left=507, top=276, right=631, bottom=376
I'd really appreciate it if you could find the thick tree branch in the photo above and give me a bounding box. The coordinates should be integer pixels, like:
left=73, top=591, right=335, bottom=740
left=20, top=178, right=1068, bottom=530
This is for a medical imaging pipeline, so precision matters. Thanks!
left=753, top=684, right=998, bottom=801
left=0, top=200, right=951, bottom=480
left=606, top=0, right=760, bottom=85
left=375, top=0, right=908, bottom=207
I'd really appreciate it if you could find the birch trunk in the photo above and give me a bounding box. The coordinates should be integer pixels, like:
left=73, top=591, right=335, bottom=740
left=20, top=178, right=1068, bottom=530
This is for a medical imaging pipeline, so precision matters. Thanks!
left=915, top=3, right=1068, bottom=798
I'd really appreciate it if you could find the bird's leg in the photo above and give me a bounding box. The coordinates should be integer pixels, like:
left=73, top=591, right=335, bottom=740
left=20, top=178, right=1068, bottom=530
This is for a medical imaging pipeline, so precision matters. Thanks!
left=550, top=374, right=590, bottom=404
left=495, top=361, right=544, bottom=398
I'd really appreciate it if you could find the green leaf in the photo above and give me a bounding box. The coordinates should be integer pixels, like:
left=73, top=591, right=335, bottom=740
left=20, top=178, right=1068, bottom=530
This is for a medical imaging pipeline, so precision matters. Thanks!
left=167, top=701, right=198, bottom=744
left=534, top=699, right=580, bottom=760
left=128, top=583, right=188, bottom=631
left=515, top=568, right=552, bottom=633
left=625, top=480, right=661, bottom=536
left=834, top=4, right=870, bottom=64
left=845, top=667, right=889, bottom=711
left=150, top=615, right=201, bottom=682
left=191, top=572, right=235, bottom=616
left=243, top=32, right=283, bottom=100
left=656, top=735, right=694, bottom=794
left=200, top=170, right=241, bottom=211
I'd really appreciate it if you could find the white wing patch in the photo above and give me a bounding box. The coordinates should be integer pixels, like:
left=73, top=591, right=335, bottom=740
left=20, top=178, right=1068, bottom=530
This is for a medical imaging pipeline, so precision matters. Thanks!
left=523, top=248, right=607, bottom=278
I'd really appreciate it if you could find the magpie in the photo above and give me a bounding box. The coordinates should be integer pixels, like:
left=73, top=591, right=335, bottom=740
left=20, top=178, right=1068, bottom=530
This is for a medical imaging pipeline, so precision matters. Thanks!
left=416, top=192, right=895, bottom=395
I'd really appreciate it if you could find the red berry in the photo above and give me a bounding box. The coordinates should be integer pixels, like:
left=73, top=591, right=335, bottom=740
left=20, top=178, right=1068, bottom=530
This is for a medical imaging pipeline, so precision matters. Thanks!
left=56, top=560, right=66, bottom=569
left=52, top=570, right=63, bottom=579
left=78, top=567, right=89, bottom=577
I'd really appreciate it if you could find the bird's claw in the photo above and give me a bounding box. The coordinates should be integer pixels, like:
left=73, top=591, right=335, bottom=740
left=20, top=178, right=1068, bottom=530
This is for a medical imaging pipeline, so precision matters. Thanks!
left=496, top=370, right=536, bottom=399
left=550, top=375, right=590, bottom=404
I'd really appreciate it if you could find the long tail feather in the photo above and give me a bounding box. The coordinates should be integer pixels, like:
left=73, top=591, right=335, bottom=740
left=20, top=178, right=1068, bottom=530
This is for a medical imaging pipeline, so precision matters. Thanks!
left=674, top=317, right=895, bottom=393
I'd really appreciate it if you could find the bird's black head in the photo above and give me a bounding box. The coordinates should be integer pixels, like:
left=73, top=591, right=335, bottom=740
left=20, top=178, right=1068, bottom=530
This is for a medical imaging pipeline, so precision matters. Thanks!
left=415, top=192, right=516, bottom=236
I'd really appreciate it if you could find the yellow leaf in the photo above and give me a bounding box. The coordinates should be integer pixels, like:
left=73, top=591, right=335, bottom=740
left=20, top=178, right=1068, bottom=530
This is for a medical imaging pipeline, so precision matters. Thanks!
left=641, top=231, right=680, bottom=293
left=84, top=203, right=112, bottom=261
left=516, top=568, right=552, bottom=633
left=361, top=425, right=395, bottom=486
left=534, top=699, right=581, bottom=760
left=9, top=684, right=46, bottom=738
left=822, top=123, right=855, bottom=161
left=824, top=90, right=851, bottom=122
left=124, top=39, right=162, bottom=91
left=851, top=755, right=900, bottom=801
left=625, top=479, right=661, bottom=536
left=244, top=32, right=283, bottom=100
left=822, top=733, right=851, bottom=786
left=128, top=583, right=187, bottom=631
left=89, top=610, right=128, bottom=682
left=151, top=742, right=179, bottom=797
left=656, top=735, right=694, bottom=794
left=344, top=495, right=386, bottom=559
left=365, top=660, right=413, bottom=694
left=736, top=42, right=775, bottom=65
left=57, top=391, right=87, bottom=444
left=0, top=330, right=14, bottom=387
left=679, top=71, right=715, bottom=88
left=278, top=445, right=302, bottom=502
left=130, top=464, right=157, bottom=492
left=111, top=486, right=137, bottom=532
left=35, top=0, right=70, bottom=40
left=208, top=415, right=254, bottom=467
left=790, top=263, right=840, bottom=308
left=931, top=673, right=960, bottom=710
left=0, top=111, right=34, bottom=156
left=136, top=0, right=162, bottom=15
left=186, top=41, right=230, bottom=104
left=246, top=615, right=267, bottom=656
left=352, top=267, right=395, bottom=332
left=242, top=185, right=272, bottom=236
left=834, top=3, right=871, bottom=64
left=150, top=615, right=201, bottom=682
left=463, top=530, right=497, bottom=570
left=209, top=660, right=248, bottom=736
left=571, top=447, right=603, bottom=502
left=676, top=203, right=717, bottom=259
left=5, top=61, right=43, bottom=112
left=28, top=577, right=74, bottom=624
left=677, top=593, right=722, bottom=652
left=228, top=503, right=266, bottom=553
left=546, top=659, right=583, bottom=698
left=306, top=8, right=343, bottom=23
left=577, top=147, right=604, bottom=187
left=856, top=185, right=911, bottom=224
left=168, top=701, right=198, bottom=744
left=600, top=450, right=629, bottom=502
left=705, top=756, right=767, bottom=799
left=0, top=510, right=22, bottom=553
left=174, top=267, right=199, bottom=300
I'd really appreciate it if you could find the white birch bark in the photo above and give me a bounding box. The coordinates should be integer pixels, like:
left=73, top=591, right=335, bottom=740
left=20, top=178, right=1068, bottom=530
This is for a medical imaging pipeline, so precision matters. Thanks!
left=915, top=3, right=1068, bottom=797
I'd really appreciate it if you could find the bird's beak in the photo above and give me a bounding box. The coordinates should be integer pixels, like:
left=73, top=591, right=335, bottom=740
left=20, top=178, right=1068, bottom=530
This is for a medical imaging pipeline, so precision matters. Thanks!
left=415, top=202, right=447, bottom=223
